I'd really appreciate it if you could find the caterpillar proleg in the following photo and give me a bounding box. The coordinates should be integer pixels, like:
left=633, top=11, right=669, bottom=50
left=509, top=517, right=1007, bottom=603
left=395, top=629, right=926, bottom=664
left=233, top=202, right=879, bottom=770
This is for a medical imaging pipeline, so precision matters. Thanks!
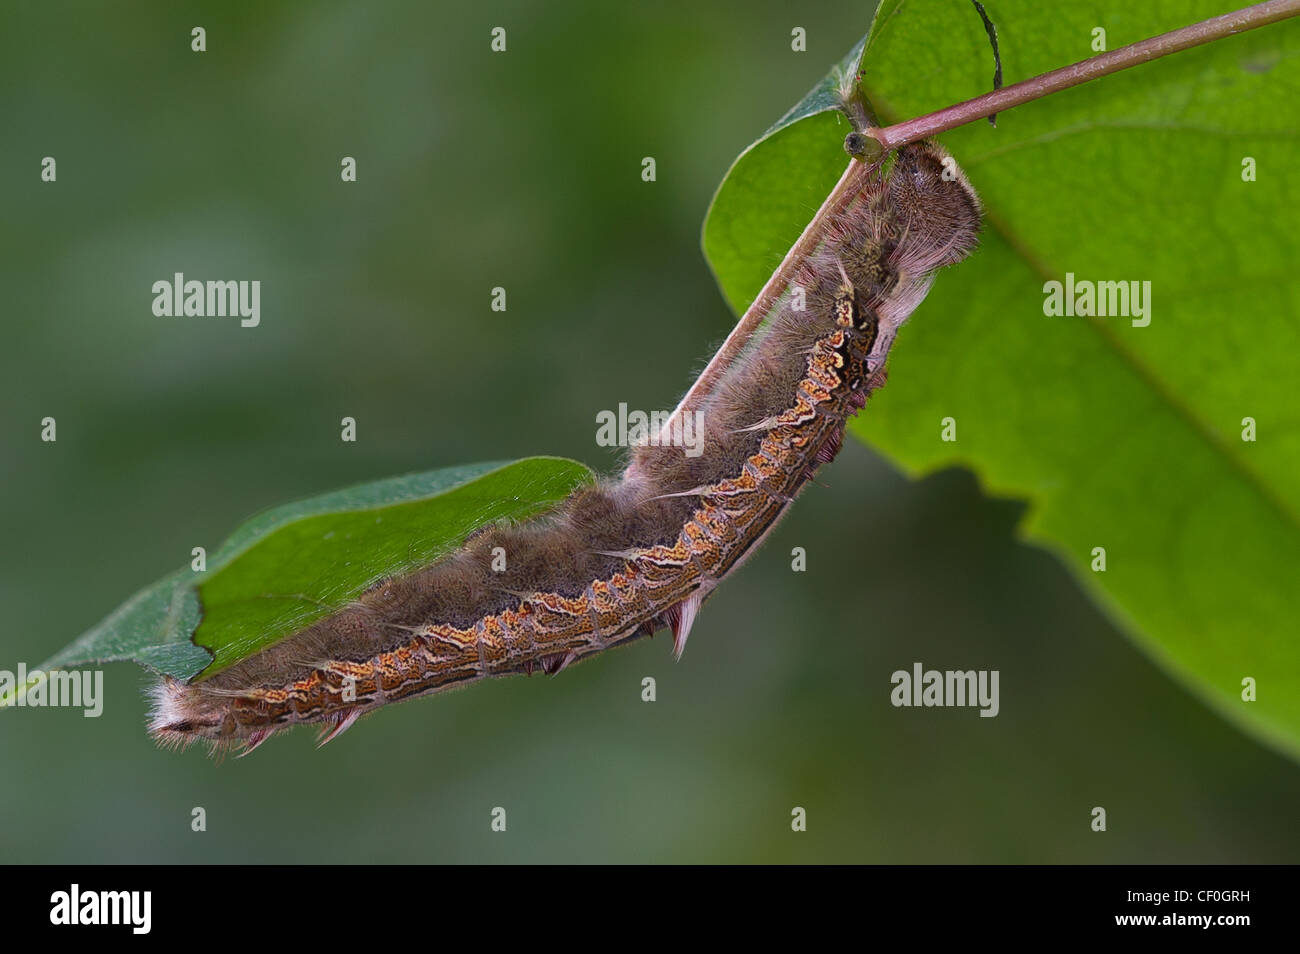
left=150, top=140, right=981, bottom=755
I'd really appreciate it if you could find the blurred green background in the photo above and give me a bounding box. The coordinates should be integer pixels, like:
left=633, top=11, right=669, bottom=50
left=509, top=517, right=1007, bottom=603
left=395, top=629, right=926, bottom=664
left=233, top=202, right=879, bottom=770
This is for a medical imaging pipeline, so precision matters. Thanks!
left=3, top=0, right=1297, bottom=863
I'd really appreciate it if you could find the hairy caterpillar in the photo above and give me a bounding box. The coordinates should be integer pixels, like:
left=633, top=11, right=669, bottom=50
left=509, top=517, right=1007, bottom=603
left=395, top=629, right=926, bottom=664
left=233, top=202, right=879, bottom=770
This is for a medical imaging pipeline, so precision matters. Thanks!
left=150, top=140, right=981, bottom=754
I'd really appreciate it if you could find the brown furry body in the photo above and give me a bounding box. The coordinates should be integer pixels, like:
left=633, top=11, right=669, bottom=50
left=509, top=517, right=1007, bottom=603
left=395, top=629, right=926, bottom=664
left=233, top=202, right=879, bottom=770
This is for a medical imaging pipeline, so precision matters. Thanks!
left=151, top=143, right=982, bottom=754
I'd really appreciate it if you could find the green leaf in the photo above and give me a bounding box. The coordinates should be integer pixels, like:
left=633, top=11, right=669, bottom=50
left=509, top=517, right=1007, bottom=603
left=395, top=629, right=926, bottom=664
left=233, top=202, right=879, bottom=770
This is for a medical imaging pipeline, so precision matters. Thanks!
left=702, top=3, right=1300, bottom=758
left=701, top=7, right=881, bottom=317
left=4, top=457, right=594, bottom=704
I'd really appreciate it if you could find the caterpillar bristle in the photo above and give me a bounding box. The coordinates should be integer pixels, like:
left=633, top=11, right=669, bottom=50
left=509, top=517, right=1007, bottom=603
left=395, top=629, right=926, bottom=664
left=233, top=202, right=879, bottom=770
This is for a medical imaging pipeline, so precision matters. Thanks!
left=237, top=727, right=276, bottom=758
left=540, top=651, right=578, bottom=676
left=315, top=709, right=362, bottom=748
left=664, top=591, right=706, bottom=661
left=732, top=417, right=780, bottom=434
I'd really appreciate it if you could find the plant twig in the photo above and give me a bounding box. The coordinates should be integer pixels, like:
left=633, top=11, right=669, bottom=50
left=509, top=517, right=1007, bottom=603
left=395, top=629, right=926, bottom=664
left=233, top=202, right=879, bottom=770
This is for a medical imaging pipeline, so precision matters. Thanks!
left=870, top=0, right=1300, bottom=150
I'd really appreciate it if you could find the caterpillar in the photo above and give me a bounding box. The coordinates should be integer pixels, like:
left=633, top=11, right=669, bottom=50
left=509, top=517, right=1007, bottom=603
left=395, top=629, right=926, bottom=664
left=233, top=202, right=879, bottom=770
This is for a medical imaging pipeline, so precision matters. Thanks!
left=150, top=140, right=982, bottom=755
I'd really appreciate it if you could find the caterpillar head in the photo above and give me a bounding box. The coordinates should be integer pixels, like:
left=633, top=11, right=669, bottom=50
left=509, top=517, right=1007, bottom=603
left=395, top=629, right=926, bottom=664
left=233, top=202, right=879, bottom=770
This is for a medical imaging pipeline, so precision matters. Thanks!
left=887, top=141, right=983, bottom=273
